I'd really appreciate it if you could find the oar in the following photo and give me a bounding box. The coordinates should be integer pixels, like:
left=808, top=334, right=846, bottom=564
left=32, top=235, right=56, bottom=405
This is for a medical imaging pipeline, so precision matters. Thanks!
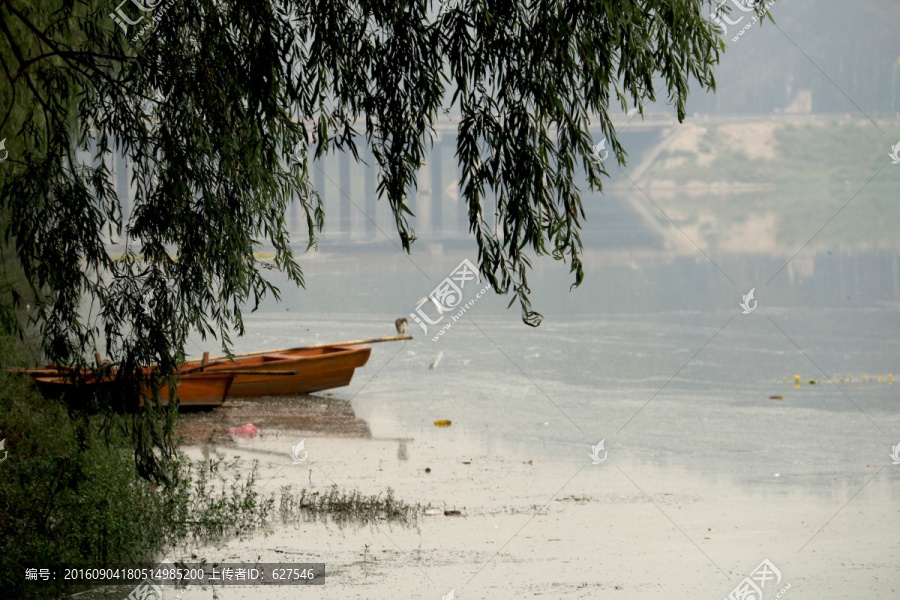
left=8, top=367, right=50, bottom=375
left=205, top=334, right=413, bottom=361
left=18, top=369, right=69, bottom=377
left=9, top=365, right=78, bottom=375
left=179, top=359, right=232, bottom=376
left=194, top=369, right=300, bottom=376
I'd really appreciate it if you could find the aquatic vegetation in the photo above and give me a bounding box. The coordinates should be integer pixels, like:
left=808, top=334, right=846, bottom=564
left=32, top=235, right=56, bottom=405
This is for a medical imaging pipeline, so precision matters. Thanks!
left=278, top=485, right=420, bottom=527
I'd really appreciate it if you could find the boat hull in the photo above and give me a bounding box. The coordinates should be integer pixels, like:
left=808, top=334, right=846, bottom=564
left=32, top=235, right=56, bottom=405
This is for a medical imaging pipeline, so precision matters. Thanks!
left=186, top=345, right=371, bottom=397
left=31, top=372, right=233, bottom=408
left=163, top=372, right=234, bottom=406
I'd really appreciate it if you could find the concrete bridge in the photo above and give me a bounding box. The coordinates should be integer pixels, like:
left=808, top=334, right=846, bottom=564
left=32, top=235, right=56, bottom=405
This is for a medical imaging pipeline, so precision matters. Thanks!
left=298, top=114, right=683, bottom=243
left=105, top=113, right=842, bottom=247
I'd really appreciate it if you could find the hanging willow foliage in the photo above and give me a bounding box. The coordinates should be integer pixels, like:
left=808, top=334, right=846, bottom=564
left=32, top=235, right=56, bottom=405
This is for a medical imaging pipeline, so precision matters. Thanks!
left=0, top=0, right=764, bottom=481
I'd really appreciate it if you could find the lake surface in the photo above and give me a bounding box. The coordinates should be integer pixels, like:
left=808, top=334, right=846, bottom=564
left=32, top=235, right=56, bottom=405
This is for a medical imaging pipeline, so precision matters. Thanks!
left=171, top=190, right=900, bottom=599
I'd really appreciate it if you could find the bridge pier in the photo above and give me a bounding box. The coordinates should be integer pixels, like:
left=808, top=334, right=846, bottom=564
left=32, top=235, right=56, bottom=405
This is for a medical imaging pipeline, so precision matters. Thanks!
left=431, top=138, right=443, bottom=235
left=365, top=148, right=377, bottom=238
left=339, top=150, right=351, bottom=236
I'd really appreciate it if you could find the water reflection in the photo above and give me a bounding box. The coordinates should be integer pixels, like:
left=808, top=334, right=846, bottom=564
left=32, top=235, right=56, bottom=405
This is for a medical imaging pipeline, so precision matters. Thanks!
left=178, top=394, right=373, bottom=446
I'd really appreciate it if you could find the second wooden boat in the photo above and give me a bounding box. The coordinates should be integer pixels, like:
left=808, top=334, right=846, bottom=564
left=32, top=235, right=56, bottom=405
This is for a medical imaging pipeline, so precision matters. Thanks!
left=31, top=370, right=234, bottom=408
left=183, top=344, right=372, bottom=397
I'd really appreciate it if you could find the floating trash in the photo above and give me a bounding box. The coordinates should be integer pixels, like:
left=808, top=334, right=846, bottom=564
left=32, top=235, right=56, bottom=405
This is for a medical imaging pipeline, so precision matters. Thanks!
left=434, top=420, right=452, bottom=427
left=784, top=373, right=893, bottom=386
left=226, top=423, right=258, bottom=438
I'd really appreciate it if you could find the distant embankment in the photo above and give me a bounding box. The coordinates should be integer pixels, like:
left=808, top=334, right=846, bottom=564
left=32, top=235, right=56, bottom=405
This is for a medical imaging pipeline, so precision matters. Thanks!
left=615, top=114, right=898, bottom=192
left=603, top=115, right=900, bottom=254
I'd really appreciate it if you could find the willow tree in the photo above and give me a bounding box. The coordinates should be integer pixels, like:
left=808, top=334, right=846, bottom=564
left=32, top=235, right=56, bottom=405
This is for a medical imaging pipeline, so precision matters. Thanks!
left=0, top=0, right=764, bottom=479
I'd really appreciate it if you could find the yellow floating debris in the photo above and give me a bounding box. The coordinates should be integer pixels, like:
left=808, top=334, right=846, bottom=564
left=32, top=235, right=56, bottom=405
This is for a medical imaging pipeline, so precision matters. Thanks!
left=769, top=395, right=783, bottom=400
left=786, top=373, right=894, bottom=386
left=434, top=420, right=452, bottom=428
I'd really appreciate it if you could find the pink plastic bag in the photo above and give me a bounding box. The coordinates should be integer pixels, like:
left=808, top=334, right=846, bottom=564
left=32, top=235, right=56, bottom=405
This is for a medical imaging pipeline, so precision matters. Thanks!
left=226, top=423, right=259, bottom=438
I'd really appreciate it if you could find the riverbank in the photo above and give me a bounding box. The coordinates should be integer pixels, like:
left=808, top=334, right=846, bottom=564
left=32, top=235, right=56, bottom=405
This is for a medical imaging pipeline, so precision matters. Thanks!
left=633, top=117, right=900, bottom=189
left=604, top=117, right=900, bottom=253
left=166, top=423, right=897, bottom=599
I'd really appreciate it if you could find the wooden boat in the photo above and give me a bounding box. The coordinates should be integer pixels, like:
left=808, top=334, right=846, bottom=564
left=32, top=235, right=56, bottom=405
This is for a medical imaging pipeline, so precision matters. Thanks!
left=21, top=334, right=410, bottom=404
left=182, top=344, right=372, bottom=397
left=29, top=370, right=235, bottom=408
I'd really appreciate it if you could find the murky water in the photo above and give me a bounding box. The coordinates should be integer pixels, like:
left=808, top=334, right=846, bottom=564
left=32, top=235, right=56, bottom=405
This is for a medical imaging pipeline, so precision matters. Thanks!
left=166, top=190, right=900, bottom=599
